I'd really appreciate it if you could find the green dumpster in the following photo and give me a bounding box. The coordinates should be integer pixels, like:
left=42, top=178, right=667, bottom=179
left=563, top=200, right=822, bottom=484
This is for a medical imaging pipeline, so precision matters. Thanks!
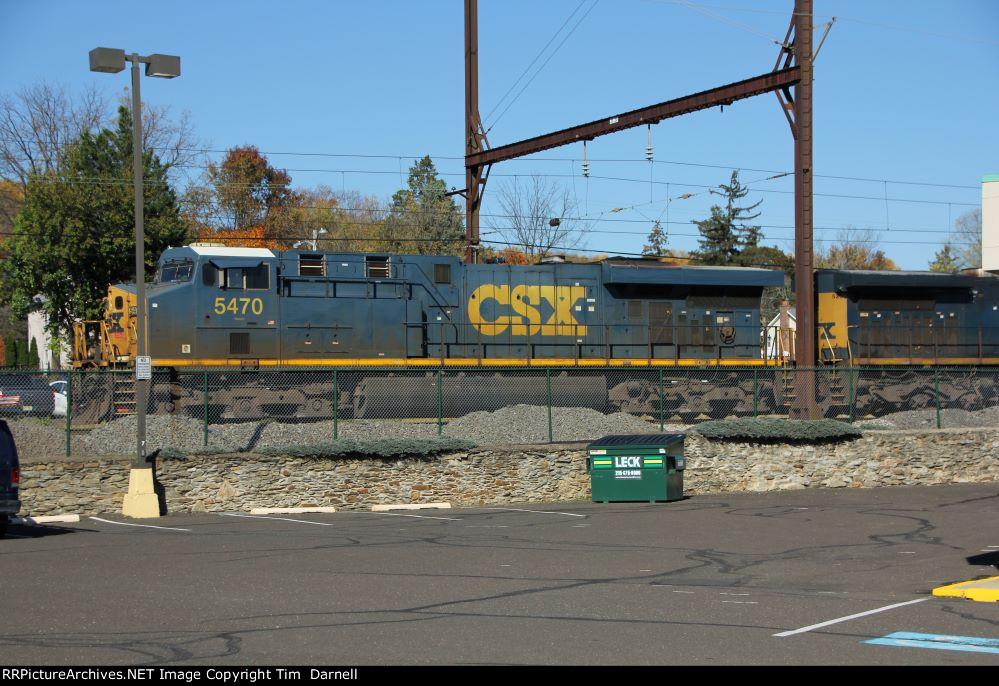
left=587, top=434, right=685, bottom=503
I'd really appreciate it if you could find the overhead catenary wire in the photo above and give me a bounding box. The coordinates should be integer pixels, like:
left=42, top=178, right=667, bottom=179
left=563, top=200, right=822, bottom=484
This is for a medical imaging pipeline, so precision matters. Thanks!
left=487, top=0, right=601, bottom=133
left=482, top=0, right=591, bottom=126
left=1, top=140, right=982, bottom=190
left=14, top=170, right=980, bottom=208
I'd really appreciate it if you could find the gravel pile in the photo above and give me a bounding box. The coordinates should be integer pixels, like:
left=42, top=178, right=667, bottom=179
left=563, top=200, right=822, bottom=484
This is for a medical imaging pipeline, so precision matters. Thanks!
left=444, top=404, right=683, bottom=445
left=260, top=418, right=439, bottom=446
left=5, top=419, right=68, bottom=460
left=855, top=406, right=999, bottom=430
left=81, top=415, right=265, bottom=455
left=59, top=405, right=685, bottom=455
left=11, top=401, right=996, bottom=460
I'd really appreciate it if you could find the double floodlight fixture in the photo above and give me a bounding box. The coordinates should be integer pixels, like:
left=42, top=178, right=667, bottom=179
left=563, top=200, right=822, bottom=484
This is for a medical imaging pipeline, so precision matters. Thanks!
left=89, top=47, right=180, bottom=78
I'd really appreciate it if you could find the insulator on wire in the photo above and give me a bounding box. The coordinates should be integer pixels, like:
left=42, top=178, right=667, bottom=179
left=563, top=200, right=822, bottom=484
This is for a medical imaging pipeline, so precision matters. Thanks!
left=582, top=141, right=590, bottom=178
left=646, top=125, right=653, bottom=162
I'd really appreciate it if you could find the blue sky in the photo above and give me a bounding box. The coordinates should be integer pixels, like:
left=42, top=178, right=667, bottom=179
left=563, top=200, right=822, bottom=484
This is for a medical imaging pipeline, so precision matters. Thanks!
left=2, top=0, right=997, bottom=269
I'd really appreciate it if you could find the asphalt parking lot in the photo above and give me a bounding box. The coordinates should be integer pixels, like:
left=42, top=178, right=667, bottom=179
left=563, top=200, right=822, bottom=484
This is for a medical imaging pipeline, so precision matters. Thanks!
left=1, top=483, right=997, bottom=665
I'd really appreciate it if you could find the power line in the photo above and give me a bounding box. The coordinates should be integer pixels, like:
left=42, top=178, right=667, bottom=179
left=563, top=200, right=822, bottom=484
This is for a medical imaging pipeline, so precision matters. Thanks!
left=17, top=170, right=980, bottom=207
left=488, top=0, right=601, bottom=132
left=483, top=0, right=591, bottom=125
left=3, top=140, right=981, bottom=190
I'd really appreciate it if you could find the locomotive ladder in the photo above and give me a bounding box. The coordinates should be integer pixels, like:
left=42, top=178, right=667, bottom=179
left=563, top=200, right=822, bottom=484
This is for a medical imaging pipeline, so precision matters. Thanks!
left=111, top=370, right=136, bottom=416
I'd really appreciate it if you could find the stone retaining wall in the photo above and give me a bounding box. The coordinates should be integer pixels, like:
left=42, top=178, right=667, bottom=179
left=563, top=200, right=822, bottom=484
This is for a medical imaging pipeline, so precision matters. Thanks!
left=17, top=428, right=999, bottom=516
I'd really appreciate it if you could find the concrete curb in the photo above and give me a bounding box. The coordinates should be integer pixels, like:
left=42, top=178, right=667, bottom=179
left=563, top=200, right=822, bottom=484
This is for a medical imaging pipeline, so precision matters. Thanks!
left=249, top=507, right=337, bottom=515
left=12, top=514, right=81, bottom=525
left=371, top=503, right=452, bottom=512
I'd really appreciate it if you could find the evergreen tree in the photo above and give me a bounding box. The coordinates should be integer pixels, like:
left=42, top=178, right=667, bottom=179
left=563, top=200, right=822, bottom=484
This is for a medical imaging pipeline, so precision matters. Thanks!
left=690, top=171, right=762, bottom=265
left=15, top=338, right=28, bottom=368
left=27, top=338, right=39, bottom=368
left=642, top=221, right=668, bottom=257
left=383, top=156, right=464, bottom=256
left=0, top=106, right=188, bottom=337
left=929, top=244, right=961, bottom=273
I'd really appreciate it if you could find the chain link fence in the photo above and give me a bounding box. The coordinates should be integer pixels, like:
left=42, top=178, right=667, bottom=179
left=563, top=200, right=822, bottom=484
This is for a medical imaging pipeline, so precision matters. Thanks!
left=1, top=366, right=997, bottom=456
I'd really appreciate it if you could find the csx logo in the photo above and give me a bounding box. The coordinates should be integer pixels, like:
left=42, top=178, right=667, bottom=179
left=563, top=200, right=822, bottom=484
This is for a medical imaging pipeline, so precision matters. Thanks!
left=467, top=284, right=588, bottom=336
left=614, top=456, right=642, bottom=468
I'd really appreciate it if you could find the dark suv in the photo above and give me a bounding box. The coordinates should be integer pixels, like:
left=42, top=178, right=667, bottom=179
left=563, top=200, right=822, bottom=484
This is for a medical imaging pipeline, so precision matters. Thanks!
left=0, top=419, right=19, bottom=538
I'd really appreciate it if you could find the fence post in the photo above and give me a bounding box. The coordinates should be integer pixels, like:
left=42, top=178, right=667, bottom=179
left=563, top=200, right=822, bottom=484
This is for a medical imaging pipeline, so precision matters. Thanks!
left=753, top=368, right=758, bottom=418
left=934, top=368, right=941, bottom=429
left=333, top=369, right=339, bottom=440
left=659, top=368, right=664, bottom=432
left=203, top=371, right=209, bottom=447
left=848, top=367, right=855, bottom=423
left=65, top=370, right=72, bottom=457
left=437, top=369, right=443, bottom=436
left=546, top=368, right=553, bottom=444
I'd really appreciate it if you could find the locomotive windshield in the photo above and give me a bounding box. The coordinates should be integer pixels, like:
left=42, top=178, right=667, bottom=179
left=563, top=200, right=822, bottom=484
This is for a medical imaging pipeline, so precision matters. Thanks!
left=158, top=259, right=194, bottom=283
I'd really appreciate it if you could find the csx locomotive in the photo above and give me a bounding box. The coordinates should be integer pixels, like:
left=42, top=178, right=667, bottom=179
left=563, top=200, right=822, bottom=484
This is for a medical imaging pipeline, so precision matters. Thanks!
left=71, top=245, right=997, bottom=420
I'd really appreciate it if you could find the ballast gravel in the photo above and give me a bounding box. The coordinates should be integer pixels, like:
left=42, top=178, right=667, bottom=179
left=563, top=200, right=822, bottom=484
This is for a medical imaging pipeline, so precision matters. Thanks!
left=7, top=402, right=997, bottom=461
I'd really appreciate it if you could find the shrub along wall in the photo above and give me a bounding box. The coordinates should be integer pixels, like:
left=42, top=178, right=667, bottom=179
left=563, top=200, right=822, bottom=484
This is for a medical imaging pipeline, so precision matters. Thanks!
left=16, top=428, right=999, bottom=516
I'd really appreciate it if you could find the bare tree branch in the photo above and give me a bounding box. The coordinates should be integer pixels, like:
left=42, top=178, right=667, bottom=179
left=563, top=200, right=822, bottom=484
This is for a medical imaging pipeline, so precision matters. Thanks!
left=491, top=175, right=588, bottom=259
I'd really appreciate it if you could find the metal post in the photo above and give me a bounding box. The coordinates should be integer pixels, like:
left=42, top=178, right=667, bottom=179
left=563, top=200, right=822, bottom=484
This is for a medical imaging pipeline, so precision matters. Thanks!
left=203, top=371, right=208, bottom=447
left=659, top=368, right=665, bottom=432
left=437, top=369, right=443, bottom=436
left=934, top=368, right=941, bottom=429
left=546, top=368, right=553, bottom=444
left=128, top=55, right=150, bottom=468
left=65, top=370, right=72, bottom=457
left=333, top=369, right=339, bottom=439
left=753, top=368, right=759, bottom=418
left=848, top=366, right=855, bottom=423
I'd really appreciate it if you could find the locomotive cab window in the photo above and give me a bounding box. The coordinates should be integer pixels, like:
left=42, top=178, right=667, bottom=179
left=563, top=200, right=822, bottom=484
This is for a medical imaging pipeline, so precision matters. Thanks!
left=158, top=259, right=194, bottom=283
left=202, top=263, right=220, bottom=287
left=300, top=254, right=325, bottom=276
left=244, top=263, right=269, bottom=290
left=224, top=268, right=245, bottom=290
left=114, top=296, right=124, bottom=310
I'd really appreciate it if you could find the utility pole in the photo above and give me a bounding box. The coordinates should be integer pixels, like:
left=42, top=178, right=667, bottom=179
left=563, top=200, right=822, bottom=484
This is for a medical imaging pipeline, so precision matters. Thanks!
left=775, top=0, right=818, bottom=414
left=464, top=0, right=490, bottom=264
left=462, top=0, right=818, bottom=413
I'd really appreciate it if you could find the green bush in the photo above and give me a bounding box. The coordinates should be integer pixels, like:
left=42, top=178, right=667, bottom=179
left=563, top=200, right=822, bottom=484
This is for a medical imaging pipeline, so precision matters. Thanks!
left=259, top=437, right=477, bottom=458
left=156, top=437, right=477, bottom=461
left=692, top=417, right=862, bottom=443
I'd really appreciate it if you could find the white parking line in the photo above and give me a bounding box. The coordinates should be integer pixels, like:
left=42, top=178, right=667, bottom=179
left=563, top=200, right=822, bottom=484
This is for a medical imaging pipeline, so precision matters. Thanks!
left=372, top=512, right=462, bottom=521
left=484, top=507, right=586, bottom=518
left=773, top=598, right=929, bottom=637
left=89, top=517, right=191, bottom=532
left=218, top=513, right=334, bottom=526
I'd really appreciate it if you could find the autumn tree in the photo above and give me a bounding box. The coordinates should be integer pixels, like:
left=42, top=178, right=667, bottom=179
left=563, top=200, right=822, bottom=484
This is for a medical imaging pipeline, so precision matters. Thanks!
left=383, top=156, right=464, bottom=256
left=184, top=145, right=297, bottom=243
left=0, top=106, right=188, bottom=337
left=491, top=175, right=588, bottom=260
left=690, top=171, right=763, bottom=265
left=816, top=227, right=899, bottom=270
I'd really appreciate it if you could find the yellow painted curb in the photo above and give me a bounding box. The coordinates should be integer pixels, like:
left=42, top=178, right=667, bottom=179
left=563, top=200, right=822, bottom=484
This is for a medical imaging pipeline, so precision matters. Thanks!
left=932, top=577, right=999, bottom=602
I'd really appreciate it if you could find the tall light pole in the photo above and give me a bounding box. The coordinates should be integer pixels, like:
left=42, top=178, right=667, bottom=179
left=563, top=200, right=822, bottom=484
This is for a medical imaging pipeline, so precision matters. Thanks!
left=89, top=47, right=180, bottom=518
